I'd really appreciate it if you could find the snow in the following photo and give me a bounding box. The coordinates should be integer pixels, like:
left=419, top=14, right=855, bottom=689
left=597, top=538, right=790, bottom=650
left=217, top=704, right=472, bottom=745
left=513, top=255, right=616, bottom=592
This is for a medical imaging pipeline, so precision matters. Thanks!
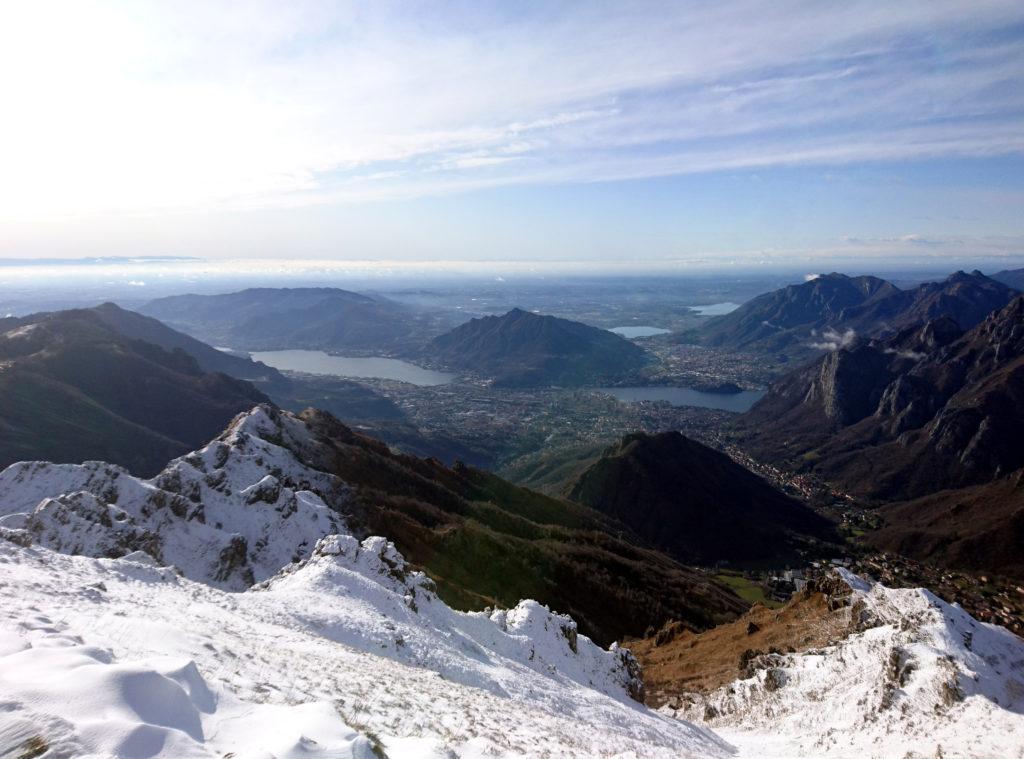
left=0, top=540, right=727, bottom=758
left=665, top=571, right=1024, bottom=758
left=0, top=406, right=726, bottom=758
left=2, top=405, right=1022, bottom=757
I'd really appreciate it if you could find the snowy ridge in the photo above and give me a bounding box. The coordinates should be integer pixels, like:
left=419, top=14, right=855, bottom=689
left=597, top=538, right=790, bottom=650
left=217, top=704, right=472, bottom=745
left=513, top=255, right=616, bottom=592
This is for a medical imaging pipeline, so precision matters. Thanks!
left=665, top=569, right=1024, bottom=758
left=3, top=406, right=1023, bottom=756
left=0, top=406, right=729, bottom=757
left=0, top=406, right=349, bottom=589
left=255, top=533, right=645, bottom=703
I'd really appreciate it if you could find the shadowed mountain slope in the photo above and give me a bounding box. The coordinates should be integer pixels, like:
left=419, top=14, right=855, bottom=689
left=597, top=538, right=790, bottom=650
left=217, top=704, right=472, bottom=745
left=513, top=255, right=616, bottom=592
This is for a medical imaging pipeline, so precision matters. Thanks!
left=0, top=308, right=269, bottom=476
left=992, top=266, right=1024, bottom=292
left=564, top=431, right=839, bottom=566
left=290, top=408, right=748, bottom=645
left=91, top=301, right=287, bottom=387
left=866, top=470, right=1024, bottom=581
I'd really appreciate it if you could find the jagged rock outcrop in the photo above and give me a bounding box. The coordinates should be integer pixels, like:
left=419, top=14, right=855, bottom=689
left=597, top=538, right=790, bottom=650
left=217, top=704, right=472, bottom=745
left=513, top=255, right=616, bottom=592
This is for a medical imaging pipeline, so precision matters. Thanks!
left=0, top=407, right=348, bottom=589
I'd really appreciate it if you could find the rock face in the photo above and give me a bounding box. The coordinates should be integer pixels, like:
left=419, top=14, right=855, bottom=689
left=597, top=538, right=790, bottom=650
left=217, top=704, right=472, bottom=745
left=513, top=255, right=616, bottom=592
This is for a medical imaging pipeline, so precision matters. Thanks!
left=658, top=570, right=1024, bottom=758
left=685, top=270, right=1017, bottom=362
left=0, top=308, right=270, bottom=476
left=566, top=431, right=839, bottom=565
left=736, top=295, right=1024, bottom=501
left=429, top=308, right=649, bottom=387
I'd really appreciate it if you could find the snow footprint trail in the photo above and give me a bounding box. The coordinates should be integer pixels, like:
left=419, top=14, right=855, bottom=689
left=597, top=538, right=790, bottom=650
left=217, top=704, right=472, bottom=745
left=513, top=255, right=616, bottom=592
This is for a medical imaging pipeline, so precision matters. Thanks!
left=0, top=539, right=730, bottom=757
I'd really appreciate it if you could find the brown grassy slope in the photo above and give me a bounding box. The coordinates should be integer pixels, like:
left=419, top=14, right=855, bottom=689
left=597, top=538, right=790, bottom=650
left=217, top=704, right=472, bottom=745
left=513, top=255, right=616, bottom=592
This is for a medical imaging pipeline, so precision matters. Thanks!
left=627, top=576, right=857, bottom=706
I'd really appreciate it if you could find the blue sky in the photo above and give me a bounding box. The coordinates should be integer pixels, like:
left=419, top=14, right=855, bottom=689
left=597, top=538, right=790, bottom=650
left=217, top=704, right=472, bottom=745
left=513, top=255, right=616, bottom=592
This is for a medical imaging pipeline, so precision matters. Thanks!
left=2, top=1, right=1023, bottom=271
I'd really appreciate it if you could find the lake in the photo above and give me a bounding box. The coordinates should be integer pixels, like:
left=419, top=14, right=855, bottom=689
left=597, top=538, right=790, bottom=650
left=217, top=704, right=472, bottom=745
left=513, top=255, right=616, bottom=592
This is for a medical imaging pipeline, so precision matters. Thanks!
left=595, top=386, right=765, bottom=413
left=688, top=302, right=742, bottom=316
left=608, top=325, right=671, bottom=338
left=250, top=350, right=456, bottom=386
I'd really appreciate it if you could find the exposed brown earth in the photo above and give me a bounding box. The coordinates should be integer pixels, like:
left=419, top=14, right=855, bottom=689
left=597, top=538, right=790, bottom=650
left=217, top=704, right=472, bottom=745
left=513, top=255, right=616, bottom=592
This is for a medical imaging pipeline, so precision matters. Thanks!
left=628, top=575, right=858, bottom=707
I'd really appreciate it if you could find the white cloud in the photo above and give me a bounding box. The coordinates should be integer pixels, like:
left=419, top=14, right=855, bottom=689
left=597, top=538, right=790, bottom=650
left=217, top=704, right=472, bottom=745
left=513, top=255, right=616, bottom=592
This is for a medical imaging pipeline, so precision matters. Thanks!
left=0, top=1, right=1022, bottom=222
left=810, top=327, right=858, bottom=351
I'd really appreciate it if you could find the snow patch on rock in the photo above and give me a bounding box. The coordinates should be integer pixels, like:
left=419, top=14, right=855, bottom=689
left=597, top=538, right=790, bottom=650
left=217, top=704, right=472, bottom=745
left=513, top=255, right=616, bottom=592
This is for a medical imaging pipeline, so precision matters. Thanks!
left=0, top=406, right=348, bottom=589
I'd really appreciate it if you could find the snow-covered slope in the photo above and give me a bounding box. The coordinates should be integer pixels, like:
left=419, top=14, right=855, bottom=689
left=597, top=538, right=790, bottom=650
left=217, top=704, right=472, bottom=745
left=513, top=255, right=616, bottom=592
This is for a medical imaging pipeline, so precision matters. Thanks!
left=664, top=569, right=1024, bottom=758
left=0, top=539, right=728, bottom=758
left=0, top=406, right=727, bottom=757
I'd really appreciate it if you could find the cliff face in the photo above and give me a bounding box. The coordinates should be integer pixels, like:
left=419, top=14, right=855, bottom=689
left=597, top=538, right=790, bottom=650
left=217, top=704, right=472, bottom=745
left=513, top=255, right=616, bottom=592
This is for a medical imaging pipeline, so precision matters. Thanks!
left=736, top=296, right=1024, bottom=501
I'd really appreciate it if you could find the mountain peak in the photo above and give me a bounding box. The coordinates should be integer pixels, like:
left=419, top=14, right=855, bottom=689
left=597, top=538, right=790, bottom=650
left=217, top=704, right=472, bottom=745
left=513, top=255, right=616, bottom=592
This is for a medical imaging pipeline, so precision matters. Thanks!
left=430, top=309, right=647, bottom=387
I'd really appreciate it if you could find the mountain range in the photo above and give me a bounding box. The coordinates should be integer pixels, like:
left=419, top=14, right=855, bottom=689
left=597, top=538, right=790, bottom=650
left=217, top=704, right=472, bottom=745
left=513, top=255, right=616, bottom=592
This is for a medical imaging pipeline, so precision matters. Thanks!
left=733, top=295, right=1024, bottom=579
left=140, top=287, right=431, bottom=353
left=430, top=307, right=649, bottom=387
left=682, top=270, right=1018, bottom=363
left=736, top=294, right=1024, bottom=501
